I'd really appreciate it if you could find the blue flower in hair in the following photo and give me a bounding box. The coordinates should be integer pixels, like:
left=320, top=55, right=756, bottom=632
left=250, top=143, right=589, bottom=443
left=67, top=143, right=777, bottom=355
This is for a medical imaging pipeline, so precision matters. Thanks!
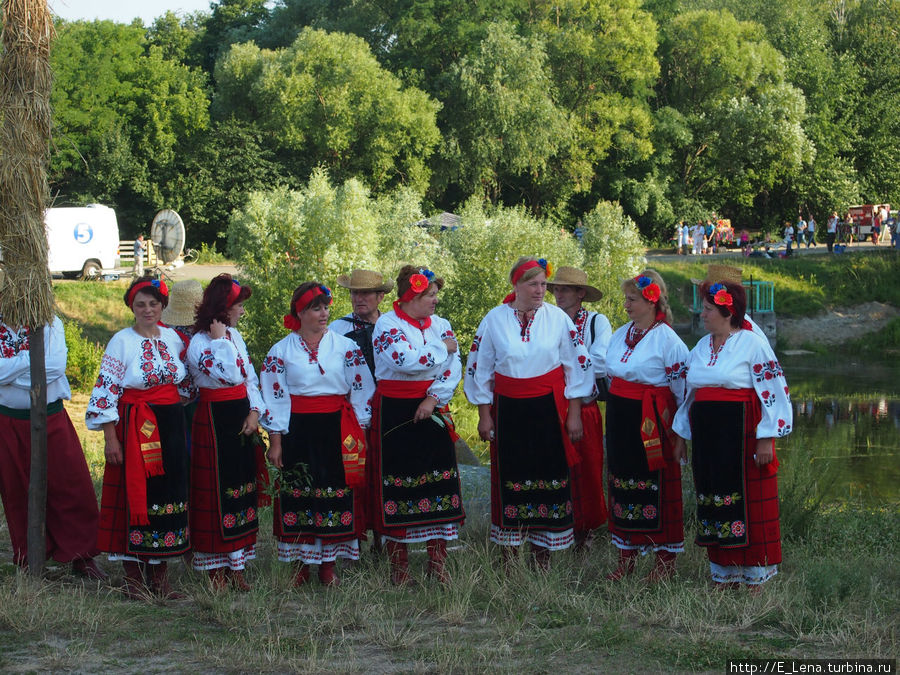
left=635, top=275, right=651, bottom=289
left=150, top=279, right=161, bottom=289
left=319, top=284, right=331, bottom=296
left=419, top=268, right=435, bottom=280
left=709, top=282, right=725, bottom=295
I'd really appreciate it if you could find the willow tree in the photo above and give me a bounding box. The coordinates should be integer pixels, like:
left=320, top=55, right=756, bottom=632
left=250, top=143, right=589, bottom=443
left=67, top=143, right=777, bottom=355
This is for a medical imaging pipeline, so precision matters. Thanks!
left=0, top=0, right=55, bottom=575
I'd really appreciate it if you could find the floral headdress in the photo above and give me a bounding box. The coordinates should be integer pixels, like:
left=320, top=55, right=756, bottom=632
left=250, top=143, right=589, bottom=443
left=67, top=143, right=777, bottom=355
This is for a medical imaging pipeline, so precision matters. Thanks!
left=634, top=275, right=661, bottom=303
left=283, top=284, right=332, bottom=330
left=399, top=268, right=435, bottom=303
left=126, top=278, right=168, bottom=308
left=503, top=258, right=553, bottom=304
left=708, top=282, right=735, bottom=314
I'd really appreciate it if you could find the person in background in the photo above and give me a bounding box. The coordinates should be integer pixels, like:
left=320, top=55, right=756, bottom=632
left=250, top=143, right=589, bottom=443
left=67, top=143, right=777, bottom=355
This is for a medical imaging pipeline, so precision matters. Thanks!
left=548, top=266, right=610, bottom=553
left=604, top=270, right=689, bottom=582
left=133, top=235, right=146, bottom=278
left=826, top=212, right=838, bottom=253
left=675, top=222, right=685, bottom=255
left=87, top=277, right=193, bottom=600
left=673, top=280, right=792, bottom=592
left=186, top=274, right=266, bottom=592
left=682, top=222, right=691, bottom=256
left=0, top=271, right=106, bottom=579
left=464, top=257, right=593, bottom=573
left=806, top=215, right=817, bottom=248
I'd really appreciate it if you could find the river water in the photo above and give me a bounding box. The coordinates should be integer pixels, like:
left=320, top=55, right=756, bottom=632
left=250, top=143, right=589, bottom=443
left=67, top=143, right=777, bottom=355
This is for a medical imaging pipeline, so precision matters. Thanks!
left=778, top=353, right=899, bottom=503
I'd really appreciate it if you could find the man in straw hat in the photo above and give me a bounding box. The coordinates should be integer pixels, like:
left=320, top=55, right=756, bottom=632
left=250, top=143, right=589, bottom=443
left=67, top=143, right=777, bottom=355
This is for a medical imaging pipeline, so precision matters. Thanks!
left=691, top=264, right=767, bottom=341
left=548, top=266, right=611, bottom=553
left=0, top=269, right=106, bottom=579
left=330, top=269, right=394, bottom=379
left=162, top=279, right=203, bottom=347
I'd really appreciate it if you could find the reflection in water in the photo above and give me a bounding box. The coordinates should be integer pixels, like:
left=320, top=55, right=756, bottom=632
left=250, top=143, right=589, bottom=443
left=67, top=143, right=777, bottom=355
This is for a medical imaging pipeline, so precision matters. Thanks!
left=783, top=398, right=900, bottom=502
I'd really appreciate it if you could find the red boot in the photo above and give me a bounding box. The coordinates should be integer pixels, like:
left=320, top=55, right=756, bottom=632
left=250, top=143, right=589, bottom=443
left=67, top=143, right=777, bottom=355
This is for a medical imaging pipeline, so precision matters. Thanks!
left=230, top=569, right=251, bottom=592
left=530, top=543, right=551, bottom=572
left=121, top=561, right=147, bottom=600
left=385, top=541, right=413, bottom=586
left=426, top=539, right=449, bottom=584
left=318, top=561, right=340, bottom=587
left=606, top=548, right=637, bottom=581
left=645, top=551, right=677, bottom=583
left=148, top=561, right=185, bottom=600
left=292, top=563, right=311, bottom=588
left=208, top=567, right=229, bottom=592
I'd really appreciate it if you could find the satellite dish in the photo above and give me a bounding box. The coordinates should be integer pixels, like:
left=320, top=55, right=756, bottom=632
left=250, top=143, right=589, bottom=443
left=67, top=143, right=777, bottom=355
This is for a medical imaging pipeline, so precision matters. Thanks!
left=150, top=209, right=185, bottom=264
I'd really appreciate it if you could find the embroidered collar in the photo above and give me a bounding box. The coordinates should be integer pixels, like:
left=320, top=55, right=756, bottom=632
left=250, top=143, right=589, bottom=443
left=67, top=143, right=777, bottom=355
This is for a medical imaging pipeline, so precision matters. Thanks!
left=392, top=301, right=431, bottom=331
left=573, top=307, right=589, bottom=341
left=624, top=320, right=660, bottom=349
left=297, top=332, right=326, bottom=375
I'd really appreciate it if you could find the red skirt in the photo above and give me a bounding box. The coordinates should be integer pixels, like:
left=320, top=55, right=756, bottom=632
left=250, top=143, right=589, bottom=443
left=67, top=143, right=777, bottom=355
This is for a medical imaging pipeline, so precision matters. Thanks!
left=0, top=404, right=100, bottom=564
left=570, top=402, right=607, bottom=531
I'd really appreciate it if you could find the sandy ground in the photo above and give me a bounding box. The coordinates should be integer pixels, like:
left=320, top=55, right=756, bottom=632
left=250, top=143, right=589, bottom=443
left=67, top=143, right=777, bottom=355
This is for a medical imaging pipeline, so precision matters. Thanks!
left=777, top=301, right=900, bottom=346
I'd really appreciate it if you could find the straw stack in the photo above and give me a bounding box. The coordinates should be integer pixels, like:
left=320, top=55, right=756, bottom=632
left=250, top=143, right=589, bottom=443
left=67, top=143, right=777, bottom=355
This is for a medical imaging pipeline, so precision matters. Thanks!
left=0, top=0, right=55, bottom=327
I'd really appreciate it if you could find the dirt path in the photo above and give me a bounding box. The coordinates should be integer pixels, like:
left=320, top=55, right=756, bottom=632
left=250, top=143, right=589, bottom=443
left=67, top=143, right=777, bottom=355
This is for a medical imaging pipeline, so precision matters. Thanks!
left=778, top=301, right=900, bottom=346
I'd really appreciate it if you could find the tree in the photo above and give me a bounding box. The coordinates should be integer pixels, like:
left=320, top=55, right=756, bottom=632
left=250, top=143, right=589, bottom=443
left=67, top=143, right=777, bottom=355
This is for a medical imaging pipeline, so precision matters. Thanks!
left=214, top=28, right=441, bottom=194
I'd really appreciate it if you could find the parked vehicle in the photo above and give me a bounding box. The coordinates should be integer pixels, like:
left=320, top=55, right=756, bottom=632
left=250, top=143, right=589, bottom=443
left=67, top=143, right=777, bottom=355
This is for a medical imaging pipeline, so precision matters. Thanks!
left=45, top=204, right=120, bottom=279
left=847, top=204, right=891, bottom=243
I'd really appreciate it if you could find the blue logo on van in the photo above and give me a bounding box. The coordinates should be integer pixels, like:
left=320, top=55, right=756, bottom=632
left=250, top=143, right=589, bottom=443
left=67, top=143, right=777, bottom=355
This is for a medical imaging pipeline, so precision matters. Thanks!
left=73, top=222, right=93, bottom=244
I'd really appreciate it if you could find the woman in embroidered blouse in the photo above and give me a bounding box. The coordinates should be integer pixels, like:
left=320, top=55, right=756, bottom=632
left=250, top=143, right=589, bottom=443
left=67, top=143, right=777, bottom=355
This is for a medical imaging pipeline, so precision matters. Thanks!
left=261, top=282, right=375, bottom=588
left=463, top=257, right=594, bottom=572
left=673, top=281, right=791, bottom=591
left=186, top=274, right=266, bottom=592
left=86, top=277, right=192, bottom=599
left=371, top=265, right=464, bottom=585
left=604, top=270, right=688, bottom=582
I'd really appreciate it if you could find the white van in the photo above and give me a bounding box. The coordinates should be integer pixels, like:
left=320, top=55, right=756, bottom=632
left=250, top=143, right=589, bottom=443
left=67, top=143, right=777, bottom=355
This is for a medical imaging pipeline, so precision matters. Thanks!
left=46, top=204, right=120, bottom=278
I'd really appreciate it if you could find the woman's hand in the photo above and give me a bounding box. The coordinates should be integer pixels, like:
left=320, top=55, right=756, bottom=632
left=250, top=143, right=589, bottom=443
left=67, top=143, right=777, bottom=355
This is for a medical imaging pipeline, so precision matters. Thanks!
left=241, top=410, right=260, bottom=436
left=565, top=399, right=583, bottom=443
left=267, top=434, right=283, bottom=468
left=102, top=422, right=123, bottom=465
left=477, top=404, right=494, bottom=442
left=673, top=436, right=688, bottom=464
left=443, top=338, right=458, bottom=354
left=210, top=319, right=227, bottom=340
left=414, top=395, right=438, bottom=422
left=755, top=437, right=774, bottom=467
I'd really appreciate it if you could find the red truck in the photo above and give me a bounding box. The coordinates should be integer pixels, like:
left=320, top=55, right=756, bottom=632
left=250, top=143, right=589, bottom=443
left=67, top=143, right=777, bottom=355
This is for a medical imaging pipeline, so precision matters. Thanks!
left=847, top=204, right=891, bottom=243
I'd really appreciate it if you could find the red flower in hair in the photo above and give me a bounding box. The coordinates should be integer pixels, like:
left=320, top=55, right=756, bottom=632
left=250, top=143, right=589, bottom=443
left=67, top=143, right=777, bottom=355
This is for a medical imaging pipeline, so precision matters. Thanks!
left=713, top=289, right=733, bottom=308
left=642, top=283, right=661, bottom=303
left=409, top=273, right=428, bottom=294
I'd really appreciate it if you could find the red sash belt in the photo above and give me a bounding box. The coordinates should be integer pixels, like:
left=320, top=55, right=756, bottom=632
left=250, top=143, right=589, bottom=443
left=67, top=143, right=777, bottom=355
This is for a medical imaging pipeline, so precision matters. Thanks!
left=290, top=394, right=366, bottom=489
left=377, top=379, right=433, bottom=398
left=198, top=384, right=247, bottom=402
left=609, top=377, right=676, bottom=471
left=494, top=366, right=579, bottom=468
left=119, top=385, right=180, bottom=525
left=695, top=387, right=762, bottom=428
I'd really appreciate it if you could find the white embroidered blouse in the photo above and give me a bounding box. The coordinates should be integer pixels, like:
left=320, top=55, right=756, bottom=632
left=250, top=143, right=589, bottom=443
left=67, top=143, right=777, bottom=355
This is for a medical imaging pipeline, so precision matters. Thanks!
left=605, top=322, right=689, bottom=406
left=463, top=303, right=594, bottom=405
left=0, top=316, right=71, bottom=409
left=186, top=328, right=265, bottom=414
left=372, top=311, right=462, bottom=406
left=259, top=330, right=375, bottom=434
left=85, top=326, right=190, bottom=430
left=672, top=329, right=793, bottom=440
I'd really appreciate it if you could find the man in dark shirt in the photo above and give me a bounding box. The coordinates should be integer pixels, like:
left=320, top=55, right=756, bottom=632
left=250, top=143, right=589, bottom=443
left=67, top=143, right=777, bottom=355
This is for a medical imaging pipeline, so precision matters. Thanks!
left=330, top=269, right=394, bottom=379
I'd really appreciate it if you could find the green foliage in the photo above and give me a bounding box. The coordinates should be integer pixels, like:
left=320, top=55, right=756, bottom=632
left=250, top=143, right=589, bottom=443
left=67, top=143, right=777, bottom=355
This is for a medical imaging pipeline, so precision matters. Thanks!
left=192, top=243, right=229, bottom=264
left=62, top=320, right=103, bottom=393
left=214, top=28, right=441, bottom=194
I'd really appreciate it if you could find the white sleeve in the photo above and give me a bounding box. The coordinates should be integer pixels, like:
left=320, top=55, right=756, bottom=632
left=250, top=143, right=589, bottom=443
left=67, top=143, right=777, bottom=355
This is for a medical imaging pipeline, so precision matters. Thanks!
left=463, top=316, right=496, bottom=406
left=343, top=343, right=376, bottom=428
left=672, top=388, right=695, bottom=440
left=663, top=335, right=689, bottom=407
left=193, top=335, right=244, bottom=386
left=589, top=314, right=612, bottom=379
left=749, top=343, right=793, bottom=439
left=560, top=315, right=594, bottom=400
left=86, top=332, right=128, bottom=430
left=259, top=346, right=290, bottom=434
left=426, top=322, right=462, bottom=406
left=235, top=332, right=265, bottom=414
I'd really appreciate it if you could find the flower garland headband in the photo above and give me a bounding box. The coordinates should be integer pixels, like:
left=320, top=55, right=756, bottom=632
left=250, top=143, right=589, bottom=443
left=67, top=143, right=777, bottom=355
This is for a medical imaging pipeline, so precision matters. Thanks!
left=503, top=258, right=553, bottom=304
left=283, top=284, right=332, bottom=331
left=398, top=268, right=435, bottom=303
left=634, top=275, right=661, bottom=303
left=126, top=279, right=168, bottom=308
left=708, top=282, right=735, bottom=315
left=226, top=279, right=242, bottom=307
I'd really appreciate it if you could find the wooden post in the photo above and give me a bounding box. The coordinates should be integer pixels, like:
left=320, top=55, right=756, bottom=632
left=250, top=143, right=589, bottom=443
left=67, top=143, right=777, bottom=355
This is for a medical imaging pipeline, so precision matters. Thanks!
left=26, top=324, right=47, bottom=573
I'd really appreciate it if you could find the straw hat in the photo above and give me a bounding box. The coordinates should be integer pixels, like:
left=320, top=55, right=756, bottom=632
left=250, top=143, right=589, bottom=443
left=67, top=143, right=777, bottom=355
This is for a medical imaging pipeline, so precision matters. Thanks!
left=336, top=269, right=394, bottom=293
left=546, top=266, right=603, bottom=302
left=691, top=264, right=743, bottom=285
left=162, top=279, right=203, bottom=326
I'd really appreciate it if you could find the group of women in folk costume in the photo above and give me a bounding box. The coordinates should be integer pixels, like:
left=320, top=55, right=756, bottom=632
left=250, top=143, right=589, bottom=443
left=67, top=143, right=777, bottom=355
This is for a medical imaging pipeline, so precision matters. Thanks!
left=77, top=256, right=791, bottom=598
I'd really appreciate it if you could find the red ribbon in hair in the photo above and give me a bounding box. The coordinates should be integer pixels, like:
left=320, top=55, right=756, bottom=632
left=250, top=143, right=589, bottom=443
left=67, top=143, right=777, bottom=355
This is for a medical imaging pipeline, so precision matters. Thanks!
left=284, top=285, right=332, bottom=331
left=503, top=260, right=542, bottom=304
left=127, top=280, right=168, bottom=308
left=399, top=273, right=429, bottom=302
left=226, top=280, right=242, bottom=307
